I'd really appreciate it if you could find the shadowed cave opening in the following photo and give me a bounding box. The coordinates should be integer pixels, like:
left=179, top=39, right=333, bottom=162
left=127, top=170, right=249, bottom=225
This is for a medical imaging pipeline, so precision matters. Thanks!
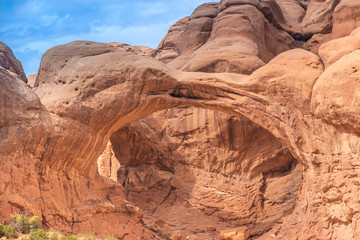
left=97, top=107, right=302, bottom=239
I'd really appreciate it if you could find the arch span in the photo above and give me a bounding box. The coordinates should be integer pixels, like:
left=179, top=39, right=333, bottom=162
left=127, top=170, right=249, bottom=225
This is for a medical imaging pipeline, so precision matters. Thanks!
left=35, top=41, right=316, bottom=177
left=5, top=40, right=360, bottom=239
left=25, top=41, right=327, bottom=238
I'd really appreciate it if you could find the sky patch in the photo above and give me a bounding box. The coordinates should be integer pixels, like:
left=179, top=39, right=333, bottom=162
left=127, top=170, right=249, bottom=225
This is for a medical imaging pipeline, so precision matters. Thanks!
left=0, top=0, right=215, bottom=75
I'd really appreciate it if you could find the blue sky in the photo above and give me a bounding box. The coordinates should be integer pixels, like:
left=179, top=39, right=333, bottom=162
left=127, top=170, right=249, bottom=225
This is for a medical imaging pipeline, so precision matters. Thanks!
left=0, top=0, right=215, bottom=76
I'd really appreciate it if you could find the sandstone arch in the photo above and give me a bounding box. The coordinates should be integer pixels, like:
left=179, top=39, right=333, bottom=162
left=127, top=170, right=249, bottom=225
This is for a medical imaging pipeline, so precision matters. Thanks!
left=32, top=41, right=314, bottom=238
left=2, top=30, right=360, bottom=238
left=1, top=40, right=310, bottom=237
left=35, top=41, right=317, bottom=174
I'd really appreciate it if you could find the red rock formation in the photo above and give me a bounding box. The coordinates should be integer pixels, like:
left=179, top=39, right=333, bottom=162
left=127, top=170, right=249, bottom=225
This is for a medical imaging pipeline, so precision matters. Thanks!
left=107, top=42, right=154, bottom=56
left=0, top=45, right=49, bottom=221
left=155, top=1, right=294, bottom=74
left=27, top=73, right=38, bottom=88
left=0, top=41, right=158, bottom=239
left=2, top=1, right=360, bottom=240
left=111, top=108, right=301, bottom=238
left=118, top=3, right=320, bottom=238
left=0, top=41, right=28, bottom=83
left=332, top=0, right=360, bottom=38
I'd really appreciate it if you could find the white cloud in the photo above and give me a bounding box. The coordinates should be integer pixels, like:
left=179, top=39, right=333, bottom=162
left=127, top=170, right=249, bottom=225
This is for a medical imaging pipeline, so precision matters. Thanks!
left=16, top=40, right=56, bottom=54
left=8, top=0, right=220, bottom=75
left=15, top=21, right=173, bottom=54
left=135, top=2, right=169, bottom=17
left=40, top=14, right=59, bottom=26
left=24, top=0, right=44, bottom=13
left=14, top=22, right=174, bottom=74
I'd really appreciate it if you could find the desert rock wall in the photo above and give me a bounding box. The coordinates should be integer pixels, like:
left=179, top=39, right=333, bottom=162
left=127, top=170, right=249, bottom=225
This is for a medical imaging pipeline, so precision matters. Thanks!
left=1, top=0, right=360, bottom=239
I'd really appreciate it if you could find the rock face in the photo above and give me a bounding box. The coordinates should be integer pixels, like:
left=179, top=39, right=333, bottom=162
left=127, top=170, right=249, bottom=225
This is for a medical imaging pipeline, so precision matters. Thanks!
left=97, top=141, right=120, bottom=181
left=0, top=41, right=158, bottom=239
left=332, top=0, right=360, bottom=38
left=220, top=226, right=249, bottom=240
left=0, top=41, right=27, bottom=83
left=27, top=73, right=38, bottom=88
left=155, top=1, right=294, bottom=74
left=2, top=1, right=360, bottom=240
left=0, top=43, right=49, bottom=223
left=107, top=42, right=154, bottom=56
left=113, top=109, right=302, bottom=239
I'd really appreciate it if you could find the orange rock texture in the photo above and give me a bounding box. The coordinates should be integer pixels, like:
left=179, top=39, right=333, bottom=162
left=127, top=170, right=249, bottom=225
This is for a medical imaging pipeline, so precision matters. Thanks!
left=1, top=0, right=360, bottom=239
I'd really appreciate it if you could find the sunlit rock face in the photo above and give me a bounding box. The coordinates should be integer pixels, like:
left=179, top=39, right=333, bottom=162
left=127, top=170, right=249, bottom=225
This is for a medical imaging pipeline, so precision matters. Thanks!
left=101, top=108, right=302, bottom=239
left=2, top=0, right=360, bottom=239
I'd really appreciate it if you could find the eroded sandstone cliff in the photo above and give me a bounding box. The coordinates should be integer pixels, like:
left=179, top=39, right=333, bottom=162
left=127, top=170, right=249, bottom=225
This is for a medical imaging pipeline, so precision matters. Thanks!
left=1, top=0, right=360, bottom=239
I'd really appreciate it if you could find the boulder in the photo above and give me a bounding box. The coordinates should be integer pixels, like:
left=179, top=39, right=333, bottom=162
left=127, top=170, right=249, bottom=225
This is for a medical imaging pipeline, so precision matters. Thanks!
left=219, top=226, right=249, bottom=240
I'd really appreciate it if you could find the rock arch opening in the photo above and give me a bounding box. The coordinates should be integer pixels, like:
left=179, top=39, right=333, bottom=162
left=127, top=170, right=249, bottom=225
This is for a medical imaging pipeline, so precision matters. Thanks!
left=97, top=107, right=303, bottom=239
left=31, top=42, right=316, bottom=238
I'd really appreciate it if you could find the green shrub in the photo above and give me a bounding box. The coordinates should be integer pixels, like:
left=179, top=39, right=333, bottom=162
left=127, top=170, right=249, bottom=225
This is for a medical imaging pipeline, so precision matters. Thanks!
left=76, top=232, right=97, bottom=240
left=0, top=215, right=116, bottom=240
left=0, top=224, right=4, bottom=238
left=12, top=213, right=29, bottom=233
left=28, top=215, right=40, bottom=230
left=29, top=228, right=48, bottom=240
left=103, top=235, right=117, bottom=240
left=65, top=235, right=78, bottom=240
left=2, top=224, right=18, bottom=239
left=48, top=229, right=63, bottom=240
left=10, top=214, right=40, bottom=235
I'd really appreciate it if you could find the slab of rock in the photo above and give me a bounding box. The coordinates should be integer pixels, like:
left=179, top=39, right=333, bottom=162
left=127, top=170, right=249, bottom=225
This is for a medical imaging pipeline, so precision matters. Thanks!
left=155, top=3, right=218, bottom=67
left=332, top=0, right=360, bottom=38
left=312, top=49, right=360, bottom=133
left=107, top=42, right=154, bottom=56
left=97, top=140, right=120, bottom=181
left=27, top=73, right=38, bottom=87
left=156, top=2, right=294, bottom=74
left=302, top=0, right=333, bottom=36
left=0, top=41, right=27, bottom=83
left=319, top=27, right=360, bottom=68
left=171, top=230, right=185, bottom=240
left=219, top=226, right=249, bottom=240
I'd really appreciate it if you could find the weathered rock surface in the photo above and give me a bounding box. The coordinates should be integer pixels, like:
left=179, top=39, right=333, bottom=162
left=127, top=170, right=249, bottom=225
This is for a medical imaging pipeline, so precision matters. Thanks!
left=2, top=1, right=360, bottom=240
left=107, top=42, right=154, bottom=56
left=156, top=0, right=360, bottom=74
left=113, top=108, right=301, bottom=238
left=0, top=44, right=49, bottom=222
left=319, top=27, right=360, bottom=68
left=156, top=1, right=294, bottom=74
left=332, top=0, right=360, bottom=38
left=27, top=73, right=38, bottom=88
left=97, top=141, right=120, bottom=181
left=219, top=226, right=249, bottom=240
left=0, top=41, right=27, bottom=83
left=312, top=51, right=360, bottom=134
left=155, top=0, right=352, bottom=75
left=0, top=41, right=159, bottom=239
